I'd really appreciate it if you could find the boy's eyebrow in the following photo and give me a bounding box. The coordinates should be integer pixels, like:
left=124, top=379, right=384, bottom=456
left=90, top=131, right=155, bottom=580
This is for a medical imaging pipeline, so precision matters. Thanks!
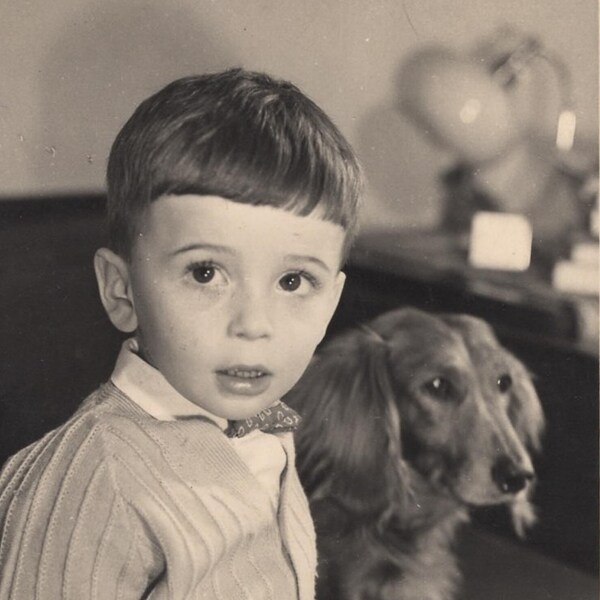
left=285, top=254, right=332, bottom=273
left=170, top=243, right=236, bottom=257
left=169, top=246, right=332, bottom=272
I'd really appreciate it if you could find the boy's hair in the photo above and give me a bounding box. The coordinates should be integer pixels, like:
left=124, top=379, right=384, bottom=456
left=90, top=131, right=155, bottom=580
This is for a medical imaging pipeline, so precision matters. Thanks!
left=106, top=68, right=363, bottom=262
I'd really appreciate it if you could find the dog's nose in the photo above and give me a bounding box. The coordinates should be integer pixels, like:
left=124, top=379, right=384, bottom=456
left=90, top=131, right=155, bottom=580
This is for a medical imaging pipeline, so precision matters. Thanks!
left=492, top=456, right=534, bottom=494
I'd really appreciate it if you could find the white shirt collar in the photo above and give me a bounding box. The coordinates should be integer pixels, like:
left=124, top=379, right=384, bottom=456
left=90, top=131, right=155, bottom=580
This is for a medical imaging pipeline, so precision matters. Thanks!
left=110, top=337, right=228, bottom=430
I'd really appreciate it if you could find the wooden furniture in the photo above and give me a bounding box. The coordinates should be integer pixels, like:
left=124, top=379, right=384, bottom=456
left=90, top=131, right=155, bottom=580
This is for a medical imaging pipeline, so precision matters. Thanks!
left=0, top=196, right=597, bottom=596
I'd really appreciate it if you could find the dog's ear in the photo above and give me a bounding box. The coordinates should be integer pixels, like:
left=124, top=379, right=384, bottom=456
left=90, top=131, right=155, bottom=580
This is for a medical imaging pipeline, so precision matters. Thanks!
left=505, top=351, right=545, bottom=536
left=286, top=328, right=411, bottom=518
left=505, top=353, right=545, bottom=452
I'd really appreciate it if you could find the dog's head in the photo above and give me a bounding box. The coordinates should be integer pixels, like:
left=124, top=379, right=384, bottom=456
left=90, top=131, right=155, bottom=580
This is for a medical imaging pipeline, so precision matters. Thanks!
left=287, top=308, right=544, bottom=535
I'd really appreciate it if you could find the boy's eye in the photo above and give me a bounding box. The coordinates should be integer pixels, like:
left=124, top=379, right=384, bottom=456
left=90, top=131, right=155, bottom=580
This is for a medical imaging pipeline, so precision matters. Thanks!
left=191, top=265, right=216, bottom=284
left=278, top=271, right=318, bottom=293
left=279, top=273, right=303, bottom=292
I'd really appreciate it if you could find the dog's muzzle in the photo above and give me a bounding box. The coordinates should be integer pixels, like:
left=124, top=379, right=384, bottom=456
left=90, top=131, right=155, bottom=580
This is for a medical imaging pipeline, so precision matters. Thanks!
left=492, top=456, right=535, bottom=494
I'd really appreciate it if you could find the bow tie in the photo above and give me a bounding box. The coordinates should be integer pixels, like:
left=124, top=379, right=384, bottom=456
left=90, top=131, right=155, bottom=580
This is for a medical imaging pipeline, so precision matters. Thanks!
left=225, top=401, right=301, bottom=438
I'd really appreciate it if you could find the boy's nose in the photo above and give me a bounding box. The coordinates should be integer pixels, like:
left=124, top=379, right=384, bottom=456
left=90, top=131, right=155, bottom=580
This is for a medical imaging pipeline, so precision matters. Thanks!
left=228, top=288, right=274, bottom=340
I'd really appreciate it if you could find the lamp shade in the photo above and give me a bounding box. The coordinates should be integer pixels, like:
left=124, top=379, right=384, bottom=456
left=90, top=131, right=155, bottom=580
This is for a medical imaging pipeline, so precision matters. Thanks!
left=399, top=48, right=520, bottom=163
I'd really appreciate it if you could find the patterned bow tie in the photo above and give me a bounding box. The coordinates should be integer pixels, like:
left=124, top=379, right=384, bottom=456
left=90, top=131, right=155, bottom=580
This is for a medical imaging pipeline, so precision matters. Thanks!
left=225, top=401, right=301, bottom=438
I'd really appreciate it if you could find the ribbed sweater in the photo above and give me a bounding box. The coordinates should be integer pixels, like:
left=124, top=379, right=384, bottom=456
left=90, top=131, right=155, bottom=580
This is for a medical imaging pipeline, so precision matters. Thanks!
left=0, top=383, right=316, bottom=599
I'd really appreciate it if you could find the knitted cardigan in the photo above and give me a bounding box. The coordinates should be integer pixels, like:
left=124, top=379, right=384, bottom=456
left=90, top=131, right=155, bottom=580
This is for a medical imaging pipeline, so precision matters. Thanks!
left=0, top=383, right=316, bottom=599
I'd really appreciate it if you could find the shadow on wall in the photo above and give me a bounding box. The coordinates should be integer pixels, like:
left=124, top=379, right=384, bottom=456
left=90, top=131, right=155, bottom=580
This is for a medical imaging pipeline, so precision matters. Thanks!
left=356, top=102, right=445, bottom=232
left=33, top=2, right=240, bottom=190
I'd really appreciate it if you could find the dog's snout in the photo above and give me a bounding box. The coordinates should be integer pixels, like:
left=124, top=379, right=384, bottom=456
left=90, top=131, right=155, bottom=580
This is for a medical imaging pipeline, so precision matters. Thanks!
left=492, top=456, right=534, bottom=494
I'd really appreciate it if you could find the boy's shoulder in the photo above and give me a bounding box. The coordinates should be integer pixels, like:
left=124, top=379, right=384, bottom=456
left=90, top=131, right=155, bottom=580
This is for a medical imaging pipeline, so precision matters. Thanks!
left=0, top=382, right=228, bottom=501
left=40, top=381, right=159, bottom=450
left=0, top=384, right=156, bottom=493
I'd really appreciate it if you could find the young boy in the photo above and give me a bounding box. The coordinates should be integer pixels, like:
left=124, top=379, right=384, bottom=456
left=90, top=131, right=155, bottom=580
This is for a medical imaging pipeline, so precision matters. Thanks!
left=0, top=69, right=362, bottom=599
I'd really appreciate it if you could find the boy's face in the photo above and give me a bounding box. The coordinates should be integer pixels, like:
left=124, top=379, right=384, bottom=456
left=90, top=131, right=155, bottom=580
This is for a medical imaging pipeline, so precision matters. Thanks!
left=125, top=194, right=346, bottom=420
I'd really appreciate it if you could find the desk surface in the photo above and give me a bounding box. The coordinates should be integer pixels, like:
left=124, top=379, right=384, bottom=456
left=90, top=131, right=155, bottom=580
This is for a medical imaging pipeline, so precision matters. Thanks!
left=350, top=230, right=599, bottom=356
left=459, top=528, right=598, bottom=600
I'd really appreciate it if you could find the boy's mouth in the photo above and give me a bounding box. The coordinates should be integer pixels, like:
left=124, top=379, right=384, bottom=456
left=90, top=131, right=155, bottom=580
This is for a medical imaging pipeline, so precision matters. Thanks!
left=215, top=366, right=272, bottom=396
left=219, top=367, right=268, bottom=378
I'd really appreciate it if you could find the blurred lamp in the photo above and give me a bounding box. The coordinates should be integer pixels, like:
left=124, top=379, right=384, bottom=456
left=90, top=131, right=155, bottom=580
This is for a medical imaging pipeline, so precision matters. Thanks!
left=396, top=29, right=586, bottom=272
left=399, top=47, right=519, bottom=163
left=398, top=29, right=576, bottom=164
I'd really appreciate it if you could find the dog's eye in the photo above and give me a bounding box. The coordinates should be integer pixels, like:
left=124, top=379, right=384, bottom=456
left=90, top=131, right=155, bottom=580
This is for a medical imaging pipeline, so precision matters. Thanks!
left=497, top=374, right=513, bottom=393
left=423, top=377, right=454, bottom=401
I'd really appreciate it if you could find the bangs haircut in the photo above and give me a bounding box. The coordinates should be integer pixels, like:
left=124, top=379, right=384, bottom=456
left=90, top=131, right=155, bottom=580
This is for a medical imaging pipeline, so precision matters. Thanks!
left=106, top=68, right=363, bottom=261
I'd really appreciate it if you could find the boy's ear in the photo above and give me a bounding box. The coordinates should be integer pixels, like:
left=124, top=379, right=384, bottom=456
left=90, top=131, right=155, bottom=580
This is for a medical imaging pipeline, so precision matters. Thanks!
left=318, top=271, right=346, bottom=341
left=331, top=271, right=346, bottom=313
left=94, top=248, right=138, bottom=333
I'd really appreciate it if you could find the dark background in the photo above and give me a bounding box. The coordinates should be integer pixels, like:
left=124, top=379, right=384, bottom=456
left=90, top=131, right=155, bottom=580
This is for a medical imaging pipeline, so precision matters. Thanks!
left=0, top=194, right=597, bottom=596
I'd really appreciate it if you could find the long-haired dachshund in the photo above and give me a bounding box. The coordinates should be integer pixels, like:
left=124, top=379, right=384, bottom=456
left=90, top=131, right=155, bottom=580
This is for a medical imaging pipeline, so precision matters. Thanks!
left=285, top=308, right=544, bottom=600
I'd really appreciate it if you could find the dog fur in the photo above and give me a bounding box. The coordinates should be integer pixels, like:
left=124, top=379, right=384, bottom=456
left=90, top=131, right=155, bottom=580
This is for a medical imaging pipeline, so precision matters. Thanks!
left=286, top=308, right=544, bottom=600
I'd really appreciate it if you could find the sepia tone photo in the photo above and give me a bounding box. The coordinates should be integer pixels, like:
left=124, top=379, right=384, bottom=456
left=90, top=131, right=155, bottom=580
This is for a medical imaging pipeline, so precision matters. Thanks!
left=0, top=1, right=597, bottom=598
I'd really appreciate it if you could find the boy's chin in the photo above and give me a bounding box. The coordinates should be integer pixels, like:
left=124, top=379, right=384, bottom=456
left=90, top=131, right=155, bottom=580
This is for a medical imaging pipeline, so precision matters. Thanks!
left=226, top=400, right=281, bottom=421
left=206, top=396, right=281, bottom=422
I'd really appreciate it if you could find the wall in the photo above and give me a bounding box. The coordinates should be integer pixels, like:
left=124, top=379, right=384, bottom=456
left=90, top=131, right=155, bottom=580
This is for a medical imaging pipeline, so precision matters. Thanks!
left=0, top=0, right=597, bottom=231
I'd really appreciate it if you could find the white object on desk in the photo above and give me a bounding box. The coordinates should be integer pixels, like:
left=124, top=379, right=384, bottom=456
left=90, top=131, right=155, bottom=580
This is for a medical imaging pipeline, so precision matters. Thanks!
left=468, top=211, right=532, bottom=271
left=552, top=260, right=599, bottom=296
left=571, top=240, right=599, bottom=266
